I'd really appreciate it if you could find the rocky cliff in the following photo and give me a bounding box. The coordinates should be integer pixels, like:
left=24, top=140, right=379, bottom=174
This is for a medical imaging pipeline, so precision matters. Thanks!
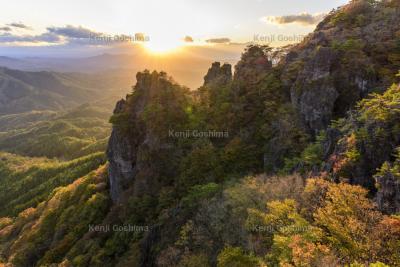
left=376, top=169, right=400, bottom=214
left=203, top=62, right=232, bottom=86
left=283, top=0, right=400, bottom=134
left=107, top=98, right=137, bottom=202
left=107, top=71, right=190, bottom=202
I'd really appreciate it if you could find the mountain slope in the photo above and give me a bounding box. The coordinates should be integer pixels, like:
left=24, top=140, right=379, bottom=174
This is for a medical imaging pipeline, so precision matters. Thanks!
left=0, top=165, right=111, bottom=267
left=0, top=104, right=112, bottom=160
left=0, top=67, right=133, bottom=115
left=0, top=151, right=106, bottom=218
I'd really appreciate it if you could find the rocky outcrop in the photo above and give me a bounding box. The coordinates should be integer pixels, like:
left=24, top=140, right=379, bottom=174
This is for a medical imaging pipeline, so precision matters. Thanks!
left=375, top=171, right=400, bottom=214
left=286, top=45, right=378, bottom=135
left=289, top=47, right=339, bottom=135
left=234, top=45, right=272, bottom=85
left=282, top=1, right=400, bottom=135
left=107, top=99, right=137, bottom=202
left=107, top=98, right=139, bottom=202
left=203, top=62, right=232, bottom=86
left=107, top=71, right=188, bottom=202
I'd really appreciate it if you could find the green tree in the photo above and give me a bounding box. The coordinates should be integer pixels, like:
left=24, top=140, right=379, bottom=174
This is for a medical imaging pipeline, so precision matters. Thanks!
left=217, top=246, right=262, bottom=267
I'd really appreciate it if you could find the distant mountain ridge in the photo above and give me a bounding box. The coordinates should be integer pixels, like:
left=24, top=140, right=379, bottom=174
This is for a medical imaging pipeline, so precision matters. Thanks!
left=0, top=67, right=133, bottom=115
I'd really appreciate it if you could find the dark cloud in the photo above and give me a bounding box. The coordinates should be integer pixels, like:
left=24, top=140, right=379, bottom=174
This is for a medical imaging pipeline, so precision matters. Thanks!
left=0, top=32, right=61, bottom=43
left=184, top=36, right=194, bottom=42
left=0, top=24, right=146, bottom=47
left=0, top=25, right=103, bottom=45
left=0, top=27, right=12, bottom=32
left=47, top=25, right=102, bottom=39
left=206, top=38, right=231, bottom=44
left=7, top=22, right=32, bottom=30
left=266, top=13, right=326, bottom=26
left=36, top=33, right=63, bottom=43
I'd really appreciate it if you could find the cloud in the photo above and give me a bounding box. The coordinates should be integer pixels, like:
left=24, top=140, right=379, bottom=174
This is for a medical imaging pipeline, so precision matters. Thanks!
left=7, top=22, right=32, bottom=30
left=265, top=13, right=326, bottom=26
left=183, top=35, right=194, bottom=43
left=206, top=38, right=231, bottom=44
left=0, top=27, right=12, bottom=32
left=0, top=24, right=146, bottom=47
left=0, top=32, right=62, bottom=44
left=47, top=25, right=102, bottom=39
left=184, top=36, right=194, bottom=42
left=0, top=25, right=105, bottom=46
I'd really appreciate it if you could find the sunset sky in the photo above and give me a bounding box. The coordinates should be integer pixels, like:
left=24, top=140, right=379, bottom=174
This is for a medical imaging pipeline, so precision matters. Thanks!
left=0, top=0, right=348, bottom=56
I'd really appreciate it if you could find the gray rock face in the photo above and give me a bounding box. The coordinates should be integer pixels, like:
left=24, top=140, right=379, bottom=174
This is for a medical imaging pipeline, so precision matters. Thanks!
left=292, top=83, right=339, bottom=135
left=203, top=62, right=232, bottom=86
left=289, top=47, right=339, bottom=135
left=376, top=172, right=400, bottom=214
left=107, top=131, right=135, bottom=202
left=106, top=99, right=137, bottom=202
left=287, top=44, right=378, bottom=135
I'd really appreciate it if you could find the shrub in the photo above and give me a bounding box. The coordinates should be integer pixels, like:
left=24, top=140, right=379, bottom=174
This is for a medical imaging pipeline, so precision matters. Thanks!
left=217, top=247, right=261, bottom=267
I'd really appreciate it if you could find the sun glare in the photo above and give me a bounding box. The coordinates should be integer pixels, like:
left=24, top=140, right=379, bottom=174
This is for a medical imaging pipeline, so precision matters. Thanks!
left=144, top=38, right=184, bottom=54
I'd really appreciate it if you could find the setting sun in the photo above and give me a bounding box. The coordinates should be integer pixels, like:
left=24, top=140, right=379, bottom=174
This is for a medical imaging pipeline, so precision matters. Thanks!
left=143, top=38, right=184, bottom=54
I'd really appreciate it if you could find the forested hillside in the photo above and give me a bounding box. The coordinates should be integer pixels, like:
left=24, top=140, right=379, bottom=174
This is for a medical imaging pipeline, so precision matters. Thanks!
left=0, top=105, right=111, bottom=160
left=0, top=67, right=133, bottom=114
left=0, top=94, right=117, bottom=266
left=0, top=152, right=106, bottom=217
